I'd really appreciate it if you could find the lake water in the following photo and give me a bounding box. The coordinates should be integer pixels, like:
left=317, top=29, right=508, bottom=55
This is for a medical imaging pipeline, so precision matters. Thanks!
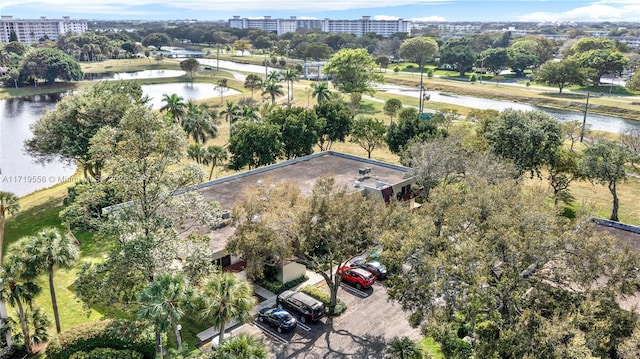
left=84, top=69, right=186, bottom=81
left=1, top=81, right=239, bottom=197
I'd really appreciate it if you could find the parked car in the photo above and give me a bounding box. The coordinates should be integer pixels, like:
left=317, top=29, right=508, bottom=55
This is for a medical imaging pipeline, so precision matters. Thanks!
left=361, top=260, right=388, bottom=280
left=346, top=257, right=388, bottom=280
left=277, top=290, right=325, bottom=323
left=337, top=265, right=376, bottom=290
left=257, top=307, right=297, bottom=333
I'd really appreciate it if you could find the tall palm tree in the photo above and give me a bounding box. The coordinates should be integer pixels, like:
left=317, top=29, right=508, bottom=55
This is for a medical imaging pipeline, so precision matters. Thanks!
left=183, top=101, right=218, bottom=144
left=266, top=70, right=281, bottom=83
left=199, top=272, right=255, bottom=346
left=138, top=274, right=192, bottom=353
left=202, top=146, right=228, bottom=180
left=282, top=68, right=299, bottom=104
left=0, top=248, right=41, bottom=354
left=238, top=105, right=260, bottom=123
left=311, top=82, right=332, bottom=103
left=262, top=81, right=284, bottom=105
left=221, top=100, right=240, bottom=124
left=211, top=333, right=267, bottom=359
left=0, top=191, right=20, bottom=263
left=24, top=228, right=78, bottom=334
left=160, top=93, right=186, bottom=124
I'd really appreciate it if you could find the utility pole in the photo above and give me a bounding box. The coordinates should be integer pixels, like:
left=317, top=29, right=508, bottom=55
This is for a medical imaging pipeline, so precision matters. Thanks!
left=418, top=59, right=425, bottom=115
left=216, top=45, right=220, bottom=72
left=580, top=91, right=590, bottom=143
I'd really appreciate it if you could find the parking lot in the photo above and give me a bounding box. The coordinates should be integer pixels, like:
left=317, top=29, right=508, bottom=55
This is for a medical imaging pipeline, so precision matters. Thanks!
left=236, top=280, right=422, bottom=358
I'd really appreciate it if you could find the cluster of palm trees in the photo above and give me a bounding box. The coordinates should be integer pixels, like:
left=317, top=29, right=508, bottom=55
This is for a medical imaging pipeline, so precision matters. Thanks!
left=0, top=227, right=78, bottom=354
left=137, top=271, right=263, bottom=358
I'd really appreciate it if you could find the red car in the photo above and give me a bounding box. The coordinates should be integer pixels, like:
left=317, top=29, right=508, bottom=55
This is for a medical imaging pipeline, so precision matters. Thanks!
left=337, top=265, right=376, bottom=290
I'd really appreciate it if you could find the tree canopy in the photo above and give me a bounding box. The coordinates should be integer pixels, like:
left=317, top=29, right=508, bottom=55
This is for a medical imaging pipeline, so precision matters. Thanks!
left=19, top=47, right=83, bottom=85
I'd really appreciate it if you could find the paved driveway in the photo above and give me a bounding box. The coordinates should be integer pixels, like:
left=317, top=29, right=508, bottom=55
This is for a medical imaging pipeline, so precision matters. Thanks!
left=238, top=280, right=421, bottom=358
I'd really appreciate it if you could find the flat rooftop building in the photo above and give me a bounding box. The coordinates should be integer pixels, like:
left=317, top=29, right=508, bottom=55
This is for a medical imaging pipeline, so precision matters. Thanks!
left=0, top=16, right=87, bottom=43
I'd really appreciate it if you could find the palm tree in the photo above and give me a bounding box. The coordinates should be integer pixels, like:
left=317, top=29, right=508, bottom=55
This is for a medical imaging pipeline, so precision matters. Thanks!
left=0, top=248, right=41, bottom=354
left=386, top=336, right=422, bottom=359
left=262, top=81, right=284, bottom=105
left=183, top=101, right=218, bottom=144
left=221, top=100, right=240, bottom=125
left=24, top=228, right=79, bottom=334
left=138, top=274, right=192, bottom=353
left=238, top=105, right=260, bottom=123
left=282, top=68, right=299, bottom=104
left=311, top=82, right=332, bottom=103
left=0, top=191, right=20, bottom=263
left=199, top=272, right=255, bottom=346
left=266, top=70, right=281, bottom=83
left=187, top=143, right=206, bottom=164
left=202, top=146, right=228, bottom=180
left=160, top=94, right=186, bottom=124
left=211, top=333, right=267, bottom=359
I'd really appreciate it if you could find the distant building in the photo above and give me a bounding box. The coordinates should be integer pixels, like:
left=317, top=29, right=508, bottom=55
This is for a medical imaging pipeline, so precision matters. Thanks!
left=0, top=16, right=87, bottom=43
left=229, top=15, right=411, bottom=37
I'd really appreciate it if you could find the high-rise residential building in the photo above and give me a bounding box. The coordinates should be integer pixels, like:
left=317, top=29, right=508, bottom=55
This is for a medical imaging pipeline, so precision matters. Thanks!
left=229, top=16, right=411, bottom=37
left=0, top=16, right=88, bottom=43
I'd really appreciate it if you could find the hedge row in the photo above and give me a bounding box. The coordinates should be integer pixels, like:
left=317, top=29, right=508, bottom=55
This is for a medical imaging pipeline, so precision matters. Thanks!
left=45, top=319, right=155, bottom=359
left=69, top=347, right=144, bottom=359
left=300, top=285, right=347, bottom=315
left=257, top=275, right=308, bottom=295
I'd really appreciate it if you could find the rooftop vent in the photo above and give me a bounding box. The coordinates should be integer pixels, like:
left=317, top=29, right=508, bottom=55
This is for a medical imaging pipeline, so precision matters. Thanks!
left=358, top=167, right=372, bottom=176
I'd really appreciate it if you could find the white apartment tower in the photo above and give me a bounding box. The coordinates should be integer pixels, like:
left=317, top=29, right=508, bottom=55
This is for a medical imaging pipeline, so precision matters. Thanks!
left=229, top=16, right=411, bottom=37
left=0, top=16, right=88, bottom=43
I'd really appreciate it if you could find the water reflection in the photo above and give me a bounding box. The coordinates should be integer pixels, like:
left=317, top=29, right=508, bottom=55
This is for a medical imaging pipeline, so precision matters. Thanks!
left=84, top=69, right=186, bottom=81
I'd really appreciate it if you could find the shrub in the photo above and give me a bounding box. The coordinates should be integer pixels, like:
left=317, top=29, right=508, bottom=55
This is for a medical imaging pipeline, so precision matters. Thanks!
left=45, top=319, right=155, bottom=359
left=70, top=348, right=144, bottom=359
left=394, top=66, right=400, bottom=73
left=406, top=64, right=414, bottom=70
left=257, top=275, right=309, bottom=295
left=299, top=285, right=347, bottom=316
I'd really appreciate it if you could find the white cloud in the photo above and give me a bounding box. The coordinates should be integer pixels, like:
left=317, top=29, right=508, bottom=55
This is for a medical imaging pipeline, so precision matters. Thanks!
left=518, top=3, right=640, bottom=22
left=410, top=15, right=447, bottom=22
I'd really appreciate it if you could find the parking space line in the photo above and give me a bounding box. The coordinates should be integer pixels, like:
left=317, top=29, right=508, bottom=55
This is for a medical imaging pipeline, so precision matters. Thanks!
left=297, top=322, right=311, bottom=332
left=340, top=283, right=371, bottom=297
left=252, top=321, right=289, bottom=345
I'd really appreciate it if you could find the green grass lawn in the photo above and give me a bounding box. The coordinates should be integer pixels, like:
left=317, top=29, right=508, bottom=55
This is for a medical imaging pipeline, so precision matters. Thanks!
left=419, top=337, right=445, bottom=359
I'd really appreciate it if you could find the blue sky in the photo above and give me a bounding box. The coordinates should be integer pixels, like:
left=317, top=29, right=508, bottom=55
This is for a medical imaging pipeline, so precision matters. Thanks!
left=1, top=0, right=640, bottom=22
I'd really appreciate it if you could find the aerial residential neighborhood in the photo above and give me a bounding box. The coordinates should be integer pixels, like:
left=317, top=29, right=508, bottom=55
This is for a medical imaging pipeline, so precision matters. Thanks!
left=2, top=0, right=640, bottom=358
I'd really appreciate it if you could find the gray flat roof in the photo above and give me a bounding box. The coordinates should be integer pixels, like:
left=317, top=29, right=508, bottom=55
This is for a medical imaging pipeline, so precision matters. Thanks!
left=196, top=151, right=412, bottom=252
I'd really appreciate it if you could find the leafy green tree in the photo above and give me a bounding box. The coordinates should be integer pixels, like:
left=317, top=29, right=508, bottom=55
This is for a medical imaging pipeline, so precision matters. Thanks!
left=26, top=81, right=144, bottom=182
left=382, top=176, right=640, bottom=359
left=198, top=272, right=255, bottom=346
left=228, top=121, right=282, bottom=169
left=311, top=81, right=331, bottom=103
left=19, top=47, right=83, bottom=85
left=350, top=117, right=386, bottom=159
left=547, top=147, right=582, bottom=206
left=207, top=333, right=267, bottom=359
left=485, top=109, right=562, bottom=178
left=160, top=93, right=186, bottom=124
left=626, top=67, right=640, bottom=91
left=232, top=39, right=252, bottom=55
left=383, top=98, right=402, bottom=123
left=440, top=37, right=478, bottom=77
left=244, top=74, right=263, bottom=98
left=138, top=274, right=192, bottom=354
left=323, top=48, right=381, bottom=112
left=508, top=39, right=540, bottom=76
left=479, top=47, right=509, bottom=75
left=182, top=101, right=218, bottom=144
left=314, top=100, right=353, bottom=151
left=375, top=55, right=390, bottom=72
left=579, top=140, right=635, bottom=221
left=385, top=107, right=443, bottom=154
left=187, top=143, right=206, bottom=164
left=265, top=106, right=318, bottom=159
left=570, top=49, right=628, bottom=84
left=399, top=37, right=438, bottom=113
left=228, top=177, right=384, bottom=312
left=262, top=81, right=284, bottom=105
left=535, top=58, right=588, bottom=93
left=565, top=37, right=617, bottom=56
left=179, top=58, right=200, bottom=79
left=386, top=336, right=422, bottom=359
left=202, top=145, right=228, bottom=181
left=0, top=192, right=19, bottom=262
left=4, top=41, right=28, bottom=56
left=142, top=33, right=171, bottom=48
left=24, top=228, right=78, bottom=334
